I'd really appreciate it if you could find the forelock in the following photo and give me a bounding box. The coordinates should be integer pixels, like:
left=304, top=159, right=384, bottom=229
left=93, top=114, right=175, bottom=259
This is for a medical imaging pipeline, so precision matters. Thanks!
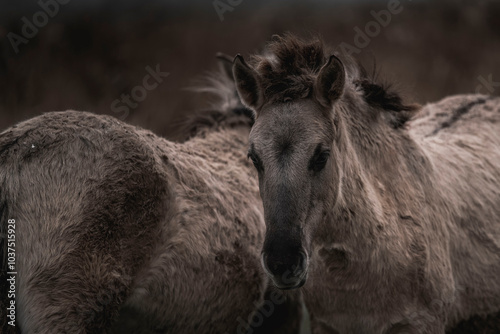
left=249, top=34, right=328, bottom=103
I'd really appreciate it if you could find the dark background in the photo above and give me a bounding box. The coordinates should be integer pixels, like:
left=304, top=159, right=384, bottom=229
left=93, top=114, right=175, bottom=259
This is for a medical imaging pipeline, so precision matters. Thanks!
left=0, top=0, right=499, bottom=139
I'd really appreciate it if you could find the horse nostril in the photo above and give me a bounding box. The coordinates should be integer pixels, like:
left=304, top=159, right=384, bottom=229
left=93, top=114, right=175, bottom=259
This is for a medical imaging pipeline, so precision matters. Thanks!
left=292, top=251, right=308, bottom=277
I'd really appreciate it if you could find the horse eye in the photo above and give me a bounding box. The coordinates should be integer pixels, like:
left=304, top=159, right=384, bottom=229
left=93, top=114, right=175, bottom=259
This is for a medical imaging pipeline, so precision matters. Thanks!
left=248, top=152, right=263, bottom=171
left=310, top=151, right=330, bottom=172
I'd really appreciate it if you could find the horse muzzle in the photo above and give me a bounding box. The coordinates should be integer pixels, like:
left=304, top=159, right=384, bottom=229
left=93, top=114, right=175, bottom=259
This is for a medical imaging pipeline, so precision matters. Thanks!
left=261, top=250, right=309, bottom=290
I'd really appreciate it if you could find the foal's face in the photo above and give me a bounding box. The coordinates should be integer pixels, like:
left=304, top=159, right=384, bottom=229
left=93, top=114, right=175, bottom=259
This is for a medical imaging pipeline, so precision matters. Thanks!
left=248, top=100, right=339, bottom=289
left=233, top=53, right=345, bottom=289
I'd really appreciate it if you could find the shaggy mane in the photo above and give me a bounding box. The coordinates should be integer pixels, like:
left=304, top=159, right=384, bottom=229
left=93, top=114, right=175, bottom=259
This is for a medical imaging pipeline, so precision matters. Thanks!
left=249, top=34, right=419, bottom=128
left=176, top=60, right=254, bottom=141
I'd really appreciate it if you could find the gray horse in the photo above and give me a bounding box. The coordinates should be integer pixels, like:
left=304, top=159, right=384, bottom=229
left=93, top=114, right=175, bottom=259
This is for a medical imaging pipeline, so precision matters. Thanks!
left=0, top=57, right=302, bottom=334
left=232, top=34, right=500, bottom=333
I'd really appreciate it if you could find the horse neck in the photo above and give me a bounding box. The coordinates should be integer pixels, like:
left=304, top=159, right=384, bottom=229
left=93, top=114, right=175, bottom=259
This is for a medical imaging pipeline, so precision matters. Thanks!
left=340, top=98, right=428, bottom=186
left=317, top=103, right=426, bottom=248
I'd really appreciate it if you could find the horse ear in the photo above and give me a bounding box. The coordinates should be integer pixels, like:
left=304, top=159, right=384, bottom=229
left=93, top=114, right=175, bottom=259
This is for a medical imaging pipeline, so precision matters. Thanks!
left=216, top=52, right=234, bottom=81
left=232, top=54, right=263, bottom=111
left=315, top=55, right=345, bottom=107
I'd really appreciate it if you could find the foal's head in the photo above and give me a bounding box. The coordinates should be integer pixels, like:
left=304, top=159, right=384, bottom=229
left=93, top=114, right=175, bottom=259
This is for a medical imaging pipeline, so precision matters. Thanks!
left=233, top=35, right=416, bottom=289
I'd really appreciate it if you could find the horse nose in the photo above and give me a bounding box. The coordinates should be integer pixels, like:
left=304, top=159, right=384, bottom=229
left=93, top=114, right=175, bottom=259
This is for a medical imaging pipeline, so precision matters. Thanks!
left=261, top=250, right=308, bottom=289
left=261, top=251, right=308, bottom=277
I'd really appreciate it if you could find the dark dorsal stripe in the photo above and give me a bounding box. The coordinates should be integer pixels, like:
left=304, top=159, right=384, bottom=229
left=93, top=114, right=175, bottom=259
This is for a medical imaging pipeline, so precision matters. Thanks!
left=430, top=97, right=491, bottom=136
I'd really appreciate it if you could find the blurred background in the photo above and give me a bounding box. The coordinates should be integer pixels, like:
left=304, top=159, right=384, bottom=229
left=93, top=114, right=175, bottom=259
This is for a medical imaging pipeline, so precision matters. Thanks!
left=1, top=0, right=499, bottom=138
left=0, top=0, right=499, bottom=138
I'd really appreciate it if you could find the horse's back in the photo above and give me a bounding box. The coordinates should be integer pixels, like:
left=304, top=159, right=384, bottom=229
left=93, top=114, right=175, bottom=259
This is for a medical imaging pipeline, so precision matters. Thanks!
left=0, top=110, right=303, bottom=334
left=408, top=95, right=500, bottom=326
left=408, top=94, right=500, bottom=227
left=409, top=94, right=500, bottom=142
left=0, top=110, right=170, bottom=333
left=409, top=94, right=500, bottom=198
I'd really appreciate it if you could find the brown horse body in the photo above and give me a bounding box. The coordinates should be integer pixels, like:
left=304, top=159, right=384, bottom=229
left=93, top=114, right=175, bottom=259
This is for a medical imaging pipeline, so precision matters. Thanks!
left=0, top=64, right=301, bottom=333
left=232, top=34, right=500, bottom=333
